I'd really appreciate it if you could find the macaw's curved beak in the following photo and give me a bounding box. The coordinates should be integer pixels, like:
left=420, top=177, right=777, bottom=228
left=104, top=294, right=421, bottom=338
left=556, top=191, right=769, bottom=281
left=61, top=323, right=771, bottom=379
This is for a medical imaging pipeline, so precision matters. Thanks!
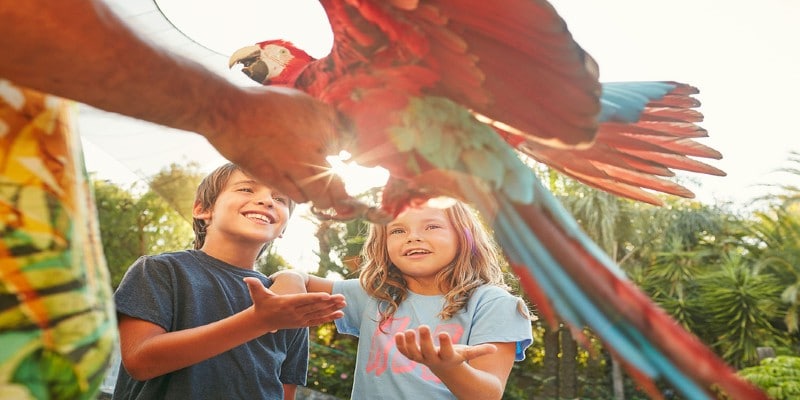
left=229, top=45, right=269, bottom=84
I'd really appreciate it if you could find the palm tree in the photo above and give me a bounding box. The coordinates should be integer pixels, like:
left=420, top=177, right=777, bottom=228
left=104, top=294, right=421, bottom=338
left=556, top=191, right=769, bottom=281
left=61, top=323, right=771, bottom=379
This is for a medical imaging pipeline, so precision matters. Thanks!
left=746, top=207, right=800, bottom=333
left=694, top=253, right=786, bottom=367
left=743, top=152, right=800, bottom=337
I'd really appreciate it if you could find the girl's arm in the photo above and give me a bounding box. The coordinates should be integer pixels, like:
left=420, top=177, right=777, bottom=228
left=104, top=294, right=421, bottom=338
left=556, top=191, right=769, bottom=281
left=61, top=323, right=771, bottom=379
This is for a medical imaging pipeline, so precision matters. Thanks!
left=271, top=270, right=335, bottom=294
left=118, top=278, right=344, bottom=380
left=395, top=325, right=515, bottom=400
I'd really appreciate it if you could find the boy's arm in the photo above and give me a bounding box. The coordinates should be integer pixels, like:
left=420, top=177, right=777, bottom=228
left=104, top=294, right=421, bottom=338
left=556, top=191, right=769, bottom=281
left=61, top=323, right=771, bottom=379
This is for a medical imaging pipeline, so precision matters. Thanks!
left=118, top=278, right=344, bottom=381
left=282, top=384, right=297, bottom=400
left=271, top=270, right=335, bottom=294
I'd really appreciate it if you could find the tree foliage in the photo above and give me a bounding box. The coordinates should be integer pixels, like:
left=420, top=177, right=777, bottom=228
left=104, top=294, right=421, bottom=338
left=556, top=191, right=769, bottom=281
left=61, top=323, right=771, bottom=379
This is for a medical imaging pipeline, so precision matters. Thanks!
left=92, top=163, right=201, bottom=287
left=89, top=155, right=800, bottom=399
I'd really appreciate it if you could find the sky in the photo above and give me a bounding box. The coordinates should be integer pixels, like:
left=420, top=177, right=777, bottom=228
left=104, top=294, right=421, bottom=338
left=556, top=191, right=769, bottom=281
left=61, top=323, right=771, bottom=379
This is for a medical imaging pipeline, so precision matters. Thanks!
left=80, top=0, right=799, bottom=268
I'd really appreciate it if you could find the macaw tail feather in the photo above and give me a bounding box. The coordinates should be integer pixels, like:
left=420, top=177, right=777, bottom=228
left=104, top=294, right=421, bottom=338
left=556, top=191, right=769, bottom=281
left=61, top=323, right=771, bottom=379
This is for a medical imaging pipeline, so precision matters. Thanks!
left=457, top=178, right=766, bottom=400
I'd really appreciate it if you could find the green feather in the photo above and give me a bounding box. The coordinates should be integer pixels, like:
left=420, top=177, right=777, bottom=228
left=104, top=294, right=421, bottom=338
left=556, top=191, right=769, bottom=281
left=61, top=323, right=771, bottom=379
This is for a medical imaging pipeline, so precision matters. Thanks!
left=395, top=96, right=534, bottom=203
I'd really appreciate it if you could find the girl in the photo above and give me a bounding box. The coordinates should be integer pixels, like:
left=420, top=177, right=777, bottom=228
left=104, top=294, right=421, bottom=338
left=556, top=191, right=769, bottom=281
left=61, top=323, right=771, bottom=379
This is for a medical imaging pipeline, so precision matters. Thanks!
left=275, top=200, right=532, bottom=399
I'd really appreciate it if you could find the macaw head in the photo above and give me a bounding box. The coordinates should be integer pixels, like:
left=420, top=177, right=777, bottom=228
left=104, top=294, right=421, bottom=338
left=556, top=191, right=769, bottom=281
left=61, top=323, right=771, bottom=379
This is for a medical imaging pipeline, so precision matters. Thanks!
left=229, top=40, right=315, bottom=85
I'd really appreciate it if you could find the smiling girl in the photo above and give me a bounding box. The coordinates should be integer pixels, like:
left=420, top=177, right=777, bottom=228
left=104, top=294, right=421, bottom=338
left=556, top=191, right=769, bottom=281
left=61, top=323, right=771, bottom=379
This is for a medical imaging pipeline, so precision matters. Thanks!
left=274, top=200, right=532, bottom=400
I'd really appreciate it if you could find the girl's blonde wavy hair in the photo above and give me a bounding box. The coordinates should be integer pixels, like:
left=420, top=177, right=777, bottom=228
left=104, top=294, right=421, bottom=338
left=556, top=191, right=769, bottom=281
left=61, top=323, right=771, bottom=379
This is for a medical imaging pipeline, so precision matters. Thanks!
left=359, top=201, right=527, bottom=328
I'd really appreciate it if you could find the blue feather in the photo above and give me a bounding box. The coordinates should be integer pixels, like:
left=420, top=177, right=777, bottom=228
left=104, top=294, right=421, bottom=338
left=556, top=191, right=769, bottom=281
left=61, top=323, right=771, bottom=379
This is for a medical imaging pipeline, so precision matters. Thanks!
left=599, top=81, right=676, bottom=122
left=491, top=186, right=712, bottom=399
left=453, top=135, right=714, bottom=397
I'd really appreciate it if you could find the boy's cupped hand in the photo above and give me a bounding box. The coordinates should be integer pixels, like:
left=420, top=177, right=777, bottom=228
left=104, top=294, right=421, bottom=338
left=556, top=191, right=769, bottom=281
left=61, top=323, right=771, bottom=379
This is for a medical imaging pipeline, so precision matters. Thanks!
left=244, top=277, right=346, bottom=332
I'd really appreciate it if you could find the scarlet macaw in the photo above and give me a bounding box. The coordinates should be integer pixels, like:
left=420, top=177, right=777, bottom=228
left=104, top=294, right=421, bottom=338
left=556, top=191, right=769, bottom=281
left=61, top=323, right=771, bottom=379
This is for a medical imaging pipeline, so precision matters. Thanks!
left=230, top=1, right=763, bottom=399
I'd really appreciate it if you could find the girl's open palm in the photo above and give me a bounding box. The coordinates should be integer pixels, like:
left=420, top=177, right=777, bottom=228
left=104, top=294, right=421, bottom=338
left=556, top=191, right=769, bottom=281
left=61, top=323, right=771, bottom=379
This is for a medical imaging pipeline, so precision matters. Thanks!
left=394, top=325, right=497, bottom=370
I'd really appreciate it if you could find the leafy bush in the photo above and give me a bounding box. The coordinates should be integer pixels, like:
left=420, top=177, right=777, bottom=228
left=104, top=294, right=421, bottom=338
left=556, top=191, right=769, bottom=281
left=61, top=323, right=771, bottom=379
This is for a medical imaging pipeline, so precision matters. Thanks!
left=306, top=323, right=357, bottom=399
left=739, top=356, right=800, bottom=400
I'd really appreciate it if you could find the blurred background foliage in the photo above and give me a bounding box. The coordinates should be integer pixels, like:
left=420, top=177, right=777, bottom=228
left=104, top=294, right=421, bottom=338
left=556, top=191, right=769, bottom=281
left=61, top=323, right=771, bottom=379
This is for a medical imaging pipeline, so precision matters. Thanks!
left=97, top=153, right=800, bottom=399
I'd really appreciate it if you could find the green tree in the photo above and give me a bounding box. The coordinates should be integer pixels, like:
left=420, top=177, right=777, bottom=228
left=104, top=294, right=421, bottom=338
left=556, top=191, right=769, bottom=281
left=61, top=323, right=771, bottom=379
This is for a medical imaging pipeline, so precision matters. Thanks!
left=93, top=179, right=148, bottom=287
left=146, top=162, right=204, bottom=223
left=632, top=200, right=734, bottom=334
left=744, top=153, right=800, bottom=335
left=93, top=163, right=199, bottom=287
left=694, top=254, right=786, bottom=367
left=313, top=187, right=379, bottom=279
left=746, top=206, right=800, bottom=334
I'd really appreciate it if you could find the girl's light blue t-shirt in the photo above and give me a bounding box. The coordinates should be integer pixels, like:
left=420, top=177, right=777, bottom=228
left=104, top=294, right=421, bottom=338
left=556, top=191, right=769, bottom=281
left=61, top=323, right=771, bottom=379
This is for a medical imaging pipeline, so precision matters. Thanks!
left=333, top=279, right=532, bottom=400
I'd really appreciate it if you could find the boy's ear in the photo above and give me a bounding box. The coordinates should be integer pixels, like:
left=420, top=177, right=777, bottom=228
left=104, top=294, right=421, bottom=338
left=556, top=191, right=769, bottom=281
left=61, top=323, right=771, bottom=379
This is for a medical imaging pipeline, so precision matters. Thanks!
left=192, top=202, right=211, bottom=220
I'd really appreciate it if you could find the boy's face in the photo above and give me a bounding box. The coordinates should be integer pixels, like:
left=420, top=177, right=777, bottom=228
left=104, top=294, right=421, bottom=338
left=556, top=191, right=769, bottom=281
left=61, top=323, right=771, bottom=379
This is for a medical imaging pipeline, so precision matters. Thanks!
left=195, top=170, right=292, bottom=248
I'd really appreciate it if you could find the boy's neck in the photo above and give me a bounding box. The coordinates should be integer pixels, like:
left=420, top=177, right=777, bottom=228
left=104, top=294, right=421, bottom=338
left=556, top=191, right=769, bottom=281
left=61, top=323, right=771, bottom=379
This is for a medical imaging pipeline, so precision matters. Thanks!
left=199, top=241, right=260, bottom=270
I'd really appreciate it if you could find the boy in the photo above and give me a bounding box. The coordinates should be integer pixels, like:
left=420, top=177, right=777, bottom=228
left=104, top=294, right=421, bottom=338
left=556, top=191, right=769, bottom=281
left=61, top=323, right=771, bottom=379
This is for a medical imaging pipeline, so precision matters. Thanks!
left=112, top=163, right=345, bottom=399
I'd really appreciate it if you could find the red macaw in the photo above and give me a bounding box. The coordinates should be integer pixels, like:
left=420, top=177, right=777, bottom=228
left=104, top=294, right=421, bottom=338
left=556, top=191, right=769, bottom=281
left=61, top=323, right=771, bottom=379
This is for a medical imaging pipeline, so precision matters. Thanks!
left=230, top=1, right=763, bottom=399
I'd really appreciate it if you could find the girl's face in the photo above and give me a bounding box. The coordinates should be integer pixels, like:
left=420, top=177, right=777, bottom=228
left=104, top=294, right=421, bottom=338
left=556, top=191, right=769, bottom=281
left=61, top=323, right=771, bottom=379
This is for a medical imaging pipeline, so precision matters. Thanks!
left=386, top=206, right=459, bottom=294
left=193, top=170, right=291, bottom=251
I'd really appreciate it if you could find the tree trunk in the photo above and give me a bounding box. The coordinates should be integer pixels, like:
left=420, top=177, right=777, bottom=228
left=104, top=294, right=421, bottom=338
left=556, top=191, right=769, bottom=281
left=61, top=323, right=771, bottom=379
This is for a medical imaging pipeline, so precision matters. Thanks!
left=543, top=324, right=560, bottom=399
left=612, top=355, right=625, bottom=400
left=559, top=326, right=578, bottom=399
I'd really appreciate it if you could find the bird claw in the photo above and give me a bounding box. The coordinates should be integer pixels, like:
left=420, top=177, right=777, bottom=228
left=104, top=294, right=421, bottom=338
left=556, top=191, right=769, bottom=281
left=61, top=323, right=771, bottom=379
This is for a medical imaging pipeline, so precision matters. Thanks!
left=311, top=199, right=393, bottom=224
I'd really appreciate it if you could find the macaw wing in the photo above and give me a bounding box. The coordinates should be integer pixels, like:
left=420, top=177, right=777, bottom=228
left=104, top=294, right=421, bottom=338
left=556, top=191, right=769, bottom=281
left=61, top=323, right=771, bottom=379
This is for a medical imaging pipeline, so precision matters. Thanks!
left=313, top=0, right=601, bottom=147
left=309, top=5, right=723, bottom=206
left=229, top=4, right=760, bottom=396
left=381, top=96, right=765, bottom=399
left=502, top=81, right=725, bottom=205
left=491, top=187, right=765, bottom=400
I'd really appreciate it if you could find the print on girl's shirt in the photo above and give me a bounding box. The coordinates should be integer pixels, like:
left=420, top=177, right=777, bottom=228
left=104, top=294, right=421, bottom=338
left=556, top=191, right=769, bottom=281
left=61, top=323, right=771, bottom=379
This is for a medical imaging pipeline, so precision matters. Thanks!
left=365, top=316, right=464, bottom=383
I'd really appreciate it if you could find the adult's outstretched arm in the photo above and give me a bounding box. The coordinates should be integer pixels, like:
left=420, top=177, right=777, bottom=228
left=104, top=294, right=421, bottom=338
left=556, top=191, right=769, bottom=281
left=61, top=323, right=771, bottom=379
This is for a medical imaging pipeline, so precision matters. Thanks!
left=0, top=0, right=357, bottom=212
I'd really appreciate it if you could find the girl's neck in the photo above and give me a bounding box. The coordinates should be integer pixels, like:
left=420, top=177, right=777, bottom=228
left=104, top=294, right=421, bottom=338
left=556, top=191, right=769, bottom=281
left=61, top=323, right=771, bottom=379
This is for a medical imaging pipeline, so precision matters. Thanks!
left=405, top=278, right=447, bottom=296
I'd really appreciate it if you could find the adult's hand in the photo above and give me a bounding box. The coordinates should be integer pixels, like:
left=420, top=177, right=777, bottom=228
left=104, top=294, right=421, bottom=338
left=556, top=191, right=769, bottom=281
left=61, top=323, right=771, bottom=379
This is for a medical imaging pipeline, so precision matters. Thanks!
left=0, top=0, right=374, bottom=219
left=202, top=85, right=362, bottom=217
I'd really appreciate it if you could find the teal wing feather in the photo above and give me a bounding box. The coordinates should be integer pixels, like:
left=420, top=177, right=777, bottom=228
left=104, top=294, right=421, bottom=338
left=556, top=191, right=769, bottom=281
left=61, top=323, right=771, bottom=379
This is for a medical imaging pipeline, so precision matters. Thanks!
left=599, top=81, right=680, bottom=122
left=505, top=81, right=723, bottom=206
left=401, top=96, right=766, bottom=400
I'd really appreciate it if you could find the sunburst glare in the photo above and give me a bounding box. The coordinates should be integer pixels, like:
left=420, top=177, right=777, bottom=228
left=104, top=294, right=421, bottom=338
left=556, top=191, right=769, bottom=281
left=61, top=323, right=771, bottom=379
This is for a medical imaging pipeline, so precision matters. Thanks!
left=327, top=151, right=389, bottom=196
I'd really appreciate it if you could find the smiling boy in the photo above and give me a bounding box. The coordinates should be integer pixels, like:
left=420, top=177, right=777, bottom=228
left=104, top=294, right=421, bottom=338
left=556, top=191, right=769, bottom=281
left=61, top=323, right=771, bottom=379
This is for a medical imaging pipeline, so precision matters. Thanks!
left=112, top=163, right=345, bottom=399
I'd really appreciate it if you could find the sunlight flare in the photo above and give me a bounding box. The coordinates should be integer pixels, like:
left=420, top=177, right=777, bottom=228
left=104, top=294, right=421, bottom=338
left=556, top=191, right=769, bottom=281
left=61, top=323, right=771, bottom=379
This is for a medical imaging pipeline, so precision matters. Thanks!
left=327, top=151, right=389, bottom=196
